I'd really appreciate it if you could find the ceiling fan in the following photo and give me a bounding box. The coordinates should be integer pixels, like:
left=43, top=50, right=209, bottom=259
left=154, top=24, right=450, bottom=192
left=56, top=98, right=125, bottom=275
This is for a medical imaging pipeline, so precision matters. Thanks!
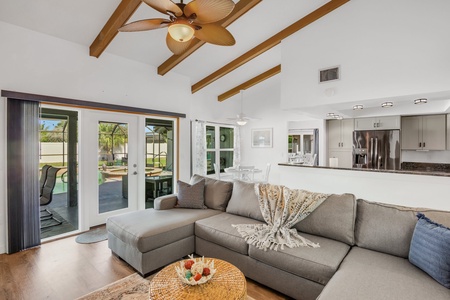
left=118, top=0, right=236, bottom=55
left=227, top=90, right=257, bottom=126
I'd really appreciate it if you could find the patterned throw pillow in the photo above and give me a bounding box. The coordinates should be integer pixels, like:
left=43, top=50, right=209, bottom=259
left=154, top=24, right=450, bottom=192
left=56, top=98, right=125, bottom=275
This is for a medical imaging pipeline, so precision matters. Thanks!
left=409, top=213, right=450, bottom=288
left=176, top=179, right=207, bottom=209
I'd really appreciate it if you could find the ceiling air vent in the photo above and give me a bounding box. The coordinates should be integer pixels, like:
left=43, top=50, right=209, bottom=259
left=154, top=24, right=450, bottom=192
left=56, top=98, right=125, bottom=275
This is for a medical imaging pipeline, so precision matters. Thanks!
left=319, top=66, right=340, bottom=83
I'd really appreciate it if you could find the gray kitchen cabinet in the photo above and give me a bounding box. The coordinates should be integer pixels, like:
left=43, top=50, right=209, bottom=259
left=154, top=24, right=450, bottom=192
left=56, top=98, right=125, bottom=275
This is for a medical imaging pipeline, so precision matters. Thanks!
left=354, top=116, right=400, bottom=130
left=328, top=149, right=353, bottom=168
left=327, top=119, right=354, bottom=150
left=401, top=115, right=446, bottom=150
left=327, top=119, right=354, bottom=168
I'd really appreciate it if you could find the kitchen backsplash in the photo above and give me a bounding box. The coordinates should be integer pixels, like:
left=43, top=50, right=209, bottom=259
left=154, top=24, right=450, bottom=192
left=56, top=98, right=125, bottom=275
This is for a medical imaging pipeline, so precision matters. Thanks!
left=401, top=162, right=450, bottom=173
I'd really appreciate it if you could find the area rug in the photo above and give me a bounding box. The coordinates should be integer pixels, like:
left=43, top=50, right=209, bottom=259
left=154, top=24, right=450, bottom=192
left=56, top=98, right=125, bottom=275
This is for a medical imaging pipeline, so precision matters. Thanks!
left=76, top=273, right=150, bottom=300
left=75, top=227, right=108, bottom=244
left=77, top=273, right=256, bottom=300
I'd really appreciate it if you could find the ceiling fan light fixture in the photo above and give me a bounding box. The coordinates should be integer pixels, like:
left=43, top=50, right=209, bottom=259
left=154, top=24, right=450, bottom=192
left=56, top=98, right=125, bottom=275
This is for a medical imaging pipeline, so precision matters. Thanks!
left=168, top=21, right=195, bottom=42
left=236, top=119, right=247, bottom=126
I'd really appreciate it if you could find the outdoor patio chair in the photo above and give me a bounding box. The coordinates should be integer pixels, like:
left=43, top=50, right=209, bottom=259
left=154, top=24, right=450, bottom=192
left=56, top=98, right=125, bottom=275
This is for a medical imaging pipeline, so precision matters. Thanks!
left=39, top=164, right=51, bottom=196
left=40, top=166, right=63, bottom=228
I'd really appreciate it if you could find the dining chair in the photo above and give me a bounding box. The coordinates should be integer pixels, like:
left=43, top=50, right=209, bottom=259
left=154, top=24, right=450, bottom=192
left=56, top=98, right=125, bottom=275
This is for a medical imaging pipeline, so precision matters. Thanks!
left=303, top=154, right=317, bottom=166
left=214, top=163, right=233, bottom=181
left=254, top=163, right=271, bottom=183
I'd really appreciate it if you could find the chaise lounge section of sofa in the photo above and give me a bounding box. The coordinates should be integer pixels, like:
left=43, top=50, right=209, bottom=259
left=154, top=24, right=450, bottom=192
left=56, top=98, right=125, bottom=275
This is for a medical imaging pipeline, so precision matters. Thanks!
left=106, top=175, right=450, bottom=300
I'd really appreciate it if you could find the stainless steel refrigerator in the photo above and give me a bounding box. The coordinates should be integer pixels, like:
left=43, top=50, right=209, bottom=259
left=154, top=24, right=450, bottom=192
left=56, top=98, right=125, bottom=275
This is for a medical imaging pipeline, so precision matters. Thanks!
left=353, top=130, right=401, bottom=170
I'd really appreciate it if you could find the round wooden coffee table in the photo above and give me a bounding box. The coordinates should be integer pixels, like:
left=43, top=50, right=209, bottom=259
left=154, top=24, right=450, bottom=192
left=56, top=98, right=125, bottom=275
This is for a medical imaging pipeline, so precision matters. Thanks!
left=149, top=258, right=247, bottom=300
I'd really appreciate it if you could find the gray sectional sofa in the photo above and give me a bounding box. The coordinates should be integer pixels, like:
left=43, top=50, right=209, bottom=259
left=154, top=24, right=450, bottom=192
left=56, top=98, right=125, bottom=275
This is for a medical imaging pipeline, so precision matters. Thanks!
left=106, top=175, right=450, bottom=300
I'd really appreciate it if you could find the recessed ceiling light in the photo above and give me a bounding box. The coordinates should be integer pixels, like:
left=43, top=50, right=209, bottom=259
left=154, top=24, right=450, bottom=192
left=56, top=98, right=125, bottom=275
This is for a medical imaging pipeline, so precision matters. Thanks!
left=414, top=98, right=427, bottom=104
left=333, top=115, right=343, bottom=120
left=326, top=113, right=336, bottom=117
left=381, top=101, right=393, bottom=108
left=353, top=105, right=363, bottom=110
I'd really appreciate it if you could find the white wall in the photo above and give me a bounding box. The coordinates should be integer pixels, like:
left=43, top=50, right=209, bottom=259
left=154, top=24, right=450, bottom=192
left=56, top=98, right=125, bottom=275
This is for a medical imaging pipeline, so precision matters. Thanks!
left=280, top=166, right=450, bottom=212
left=191, top=75, right=301, bottom=183
left=0, top=21, right=193, bottom=253
left=281, top=0, right=450, bottom=110
left=232, top=76, right=317, bottom=184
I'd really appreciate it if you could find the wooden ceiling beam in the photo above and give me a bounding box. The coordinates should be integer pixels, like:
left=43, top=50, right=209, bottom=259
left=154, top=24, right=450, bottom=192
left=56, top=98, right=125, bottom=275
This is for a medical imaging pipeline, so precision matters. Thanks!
left=218, top=65, right=281, bottom=102
left=157, top=0, right=262, bottom=76
left=90, top=0, right=142, bottom=58
left=192, top=0, right=350, bottom=94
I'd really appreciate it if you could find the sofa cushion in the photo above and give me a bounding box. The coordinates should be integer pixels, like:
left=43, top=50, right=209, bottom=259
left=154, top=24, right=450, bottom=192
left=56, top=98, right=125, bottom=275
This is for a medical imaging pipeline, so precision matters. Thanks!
left=249, top=233, right=350, bottom=286
left=409, top=213, right=450, bottom=288
left=355, top=199, right=450, bottom=258
left=176, top=179, right=206, bottom=209
left=294, top=193, right=356, bottom=245
left=317, top=247, right=450, bottom=300
left=106, top=208, right=222, bottom=253
left=226, top=180, right=265, bottom=221
left=190, top=174, right=233, bottom=211
left=195, top=213, right=264, bottom=255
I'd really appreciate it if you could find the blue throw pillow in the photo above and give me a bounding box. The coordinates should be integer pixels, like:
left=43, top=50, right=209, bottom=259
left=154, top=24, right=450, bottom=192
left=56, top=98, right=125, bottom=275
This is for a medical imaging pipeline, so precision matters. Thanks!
left=409, top=213, right=450, bottom=288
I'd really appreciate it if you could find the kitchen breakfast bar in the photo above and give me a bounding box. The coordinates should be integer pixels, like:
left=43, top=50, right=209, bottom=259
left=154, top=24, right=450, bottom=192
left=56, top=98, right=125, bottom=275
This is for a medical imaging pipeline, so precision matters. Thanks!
left=278, top=163, right=450, bottom=212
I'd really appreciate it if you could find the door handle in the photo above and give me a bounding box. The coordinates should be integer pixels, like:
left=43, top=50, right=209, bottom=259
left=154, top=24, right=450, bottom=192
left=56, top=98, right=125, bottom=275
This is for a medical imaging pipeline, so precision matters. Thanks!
left=423, top=142, right=425, bottom=148
left=419, top=142, right=422, bottom=148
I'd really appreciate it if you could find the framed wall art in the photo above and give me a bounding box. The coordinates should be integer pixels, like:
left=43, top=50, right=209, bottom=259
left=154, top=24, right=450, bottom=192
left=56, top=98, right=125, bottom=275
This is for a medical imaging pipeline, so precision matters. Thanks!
left=251, top=128, right=273, bottom=148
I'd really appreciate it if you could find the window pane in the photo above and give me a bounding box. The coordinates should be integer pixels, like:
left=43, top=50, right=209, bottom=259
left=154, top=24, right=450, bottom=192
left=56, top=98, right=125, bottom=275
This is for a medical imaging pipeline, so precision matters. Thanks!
left=219, top=127, right=234, bottom=149
left=219, top=151, right=233, bottom=170
left=206, top=126, right=215, bottom=149
left=98, top=122, right=129, bottom=214
left=288, top=135, right=300, bottom=153
left=207, top=151, right=215, bottom=175
left=303, top=134, right=313, bottom=153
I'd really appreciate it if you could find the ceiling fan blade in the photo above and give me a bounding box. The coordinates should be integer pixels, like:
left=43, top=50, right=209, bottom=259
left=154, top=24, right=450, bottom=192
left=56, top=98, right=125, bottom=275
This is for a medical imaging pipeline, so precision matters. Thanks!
left=143, top=0, right=183, bottom=17
left=118, top=18, right=170, bottom=32
left=184, top=0, right=235, bottom=24
left=166, top=33, right=192, bottom=55
left=194, top=23, right=235, bottom=46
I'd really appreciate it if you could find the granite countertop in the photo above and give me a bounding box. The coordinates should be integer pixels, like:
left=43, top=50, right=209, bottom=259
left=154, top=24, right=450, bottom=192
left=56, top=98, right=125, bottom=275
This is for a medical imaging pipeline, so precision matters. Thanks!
left=278, top=162, right=450, bottom=177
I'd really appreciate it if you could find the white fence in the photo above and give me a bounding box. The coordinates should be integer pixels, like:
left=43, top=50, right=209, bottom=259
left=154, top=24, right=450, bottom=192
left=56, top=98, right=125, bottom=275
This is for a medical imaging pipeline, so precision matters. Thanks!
left=39, top=142, right=168, bottom=163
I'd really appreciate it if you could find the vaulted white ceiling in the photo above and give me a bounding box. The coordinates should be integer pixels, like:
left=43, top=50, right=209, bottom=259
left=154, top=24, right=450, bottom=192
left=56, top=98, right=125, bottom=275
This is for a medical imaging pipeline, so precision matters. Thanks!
left=0, top=0, right=330, bottom=97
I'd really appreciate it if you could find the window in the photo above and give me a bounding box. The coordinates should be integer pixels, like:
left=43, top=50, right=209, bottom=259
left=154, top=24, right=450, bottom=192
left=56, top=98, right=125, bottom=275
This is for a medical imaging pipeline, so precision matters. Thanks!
left=206, top=125, right=235, bottom=175
left=288, top=129, right=316, bottom=154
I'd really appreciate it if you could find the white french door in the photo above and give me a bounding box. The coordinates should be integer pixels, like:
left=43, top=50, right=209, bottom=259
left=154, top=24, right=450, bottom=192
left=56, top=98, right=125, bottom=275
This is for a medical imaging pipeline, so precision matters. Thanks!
left=81, top=110, right=142, bottom=226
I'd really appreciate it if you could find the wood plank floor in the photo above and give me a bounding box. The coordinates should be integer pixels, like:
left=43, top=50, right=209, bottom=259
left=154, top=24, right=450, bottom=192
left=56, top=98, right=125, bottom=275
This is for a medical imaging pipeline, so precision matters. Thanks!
left=0, top=231, right=292, bottom=300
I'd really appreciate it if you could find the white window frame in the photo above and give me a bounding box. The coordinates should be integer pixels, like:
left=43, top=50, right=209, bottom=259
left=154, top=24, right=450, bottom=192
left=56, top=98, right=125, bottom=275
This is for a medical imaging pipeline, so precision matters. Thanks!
left=206, top=124, right=235, bottom=174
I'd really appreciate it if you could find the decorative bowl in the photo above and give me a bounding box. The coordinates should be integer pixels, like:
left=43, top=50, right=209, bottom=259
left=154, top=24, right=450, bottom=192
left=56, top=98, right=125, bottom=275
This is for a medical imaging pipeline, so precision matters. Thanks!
left=175, top=255, right=216, bottom=285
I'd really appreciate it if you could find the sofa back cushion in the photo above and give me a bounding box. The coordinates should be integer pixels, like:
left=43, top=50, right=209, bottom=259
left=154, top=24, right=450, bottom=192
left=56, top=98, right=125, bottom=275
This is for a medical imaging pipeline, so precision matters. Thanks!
left=190, top=174, right=233, bottom=211
left=355, top=199, right=450, bottom=258
left=294, top=193, right=357, bottom=245
left=226, top=180, right=265, bottom=222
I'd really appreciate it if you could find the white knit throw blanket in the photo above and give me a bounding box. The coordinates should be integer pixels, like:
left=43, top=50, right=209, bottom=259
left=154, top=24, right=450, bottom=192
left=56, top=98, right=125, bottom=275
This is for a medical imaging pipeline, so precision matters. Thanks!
left=233, top=184, right=329, bottom=251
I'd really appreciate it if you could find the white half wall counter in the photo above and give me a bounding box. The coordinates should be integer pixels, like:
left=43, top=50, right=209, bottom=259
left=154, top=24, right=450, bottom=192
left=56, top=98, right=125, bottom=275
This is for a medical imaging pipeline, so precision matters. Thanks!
left=279, top=165, right=450, bottom=212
